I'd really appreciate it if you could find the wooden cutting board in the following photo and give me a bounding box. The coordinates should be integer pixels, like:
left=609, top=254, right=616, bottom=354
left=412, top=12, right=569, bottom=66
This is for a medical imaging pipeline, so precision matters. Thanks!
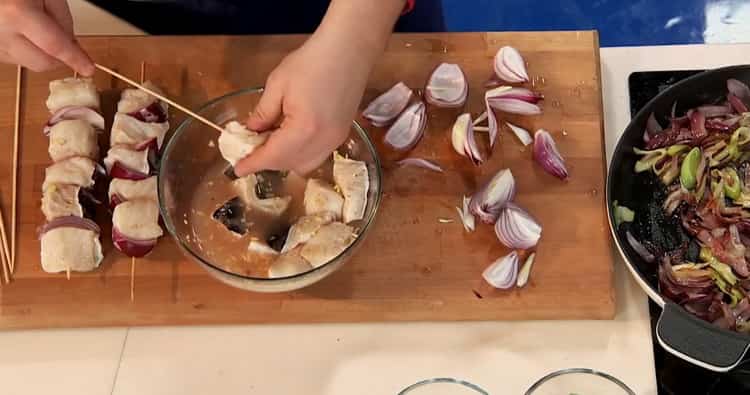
left=0, top=32, right=614, bottom=329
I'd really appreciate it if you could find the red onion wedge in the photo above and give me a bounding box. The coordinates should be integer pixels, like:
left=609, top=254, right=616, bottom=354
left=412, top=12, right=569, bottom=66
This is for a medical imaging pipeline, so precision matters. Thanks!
left=112, top=226, right=157, bottom=258
left=37, top=215, right=101, bottom=239
left=494, top=46, right=529, bottom=83
left=495, top=203, right=542, bottom=250
left=384, top=101, right=426, bottom=151
left=362, top=82, right=413, bottom=127
left=728, top=78, right=750, bottom=101
left=482, top=251, right=519, bottom=289
left=44, top=106, right=104, bottom=135
left=455, top=196, right=475, bottom=232
left=451, top=113, right=483, bottom=165
left=397, top=158, right=443, bottom=173
left=505, top=122, right=532, bottom=146
left=516, top=252, right=536, bottom=288
left=486, top=88, right=543, bottom=116
left=533, top=129, right=569, bottom=180
left=469, top=169, right=515, bottom=224
left=425, top=63, right=468, bottom=108
left=110, top=161, right=150, bottom=181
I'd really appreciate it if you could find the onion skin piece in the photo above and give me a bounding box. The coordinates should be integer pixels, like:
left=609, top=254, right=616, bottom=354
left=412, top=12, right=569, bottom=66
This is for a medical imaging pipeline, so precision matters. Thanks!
left=112, top=226, right=157, bottom=258
left=494, top=46, right=529, bottom=83
left=425, top=63, right=468, bottom=108
left=516, top=252, right=536, bottom=288
left=483, top=251, right=519, bottom=289
left=384, top=101, right=426, bottom=151
left=495, top=203, right=542, bottom=250
left=533, top=129, right=569, bottom=180
left=362, top=82, right=413, bottom=127
left=397, top=158, right=443, bottom=173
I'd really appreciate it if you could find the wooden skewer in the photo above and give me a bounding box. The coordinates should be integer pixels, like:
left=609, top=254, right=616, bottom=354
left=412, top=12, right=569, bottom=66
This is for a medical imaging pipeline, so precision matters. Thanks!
left=73, top=71, right=78, bottom=78
left=0, top=204, right=11, bottom=284
left=130, top=256, right=135, bottom=302
left=66, top=266, right=70, bottom=281
left=94, top=63, right=224, bottom=133
left=10, top=65, right=21, bottom=274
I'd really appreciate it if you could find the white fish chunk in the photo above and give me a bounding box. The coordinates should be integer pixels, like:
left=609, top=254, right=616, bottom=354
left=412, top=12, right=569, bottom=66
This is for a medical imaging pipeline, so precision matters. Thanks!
left=112, top=199, right=163, bottom=240
left=234, top=174, right=291, bottom=217
left=46, top=77, right=100, bottom=113
left=48, top=119, right=99, bottom=162
left=111, top=112, right=169, bottom=149
left=41, top=184, right=82, bottom=221
left=333, top=154, right=369, bottom=223
left=42, top=157, right=97, bottom=191
left=281, top=212, right=336, bottom=254
left=268, top=248, right=313, bottom=278
left=117, top=81, right=168, bottom=114
left=108, top=176, right=158, bottom=203
left=304, top=178, right=344, bottom=219
left=103, top=145, right=149, bottom=175
left=300, top=222, right=355, bottom=268
left=218, top=121, right=268, bottom=166
left=41, top=227, right=103, bottom=273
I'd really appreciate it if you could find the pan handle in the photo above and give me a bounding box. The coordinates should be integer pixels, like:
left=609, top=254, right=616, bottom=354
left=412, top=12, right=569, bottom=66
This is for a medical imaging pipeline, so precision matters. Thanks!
left=656, top=302, right=750, bottom=372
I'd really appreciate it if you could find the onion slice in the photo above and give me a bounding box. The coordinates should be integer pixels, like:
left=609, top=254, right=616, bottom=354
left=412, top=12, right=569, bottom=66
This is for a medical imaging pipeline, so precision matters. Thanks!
left=37, top=215, right=101, bottom=238
left=516, top=252, right=536, bottom=288
left=112, top=226, right=157, bottom=258
left=482, top=251, right=519, bottom=289
left=425, top=63, right=468, bottom=108
left=533, top=129, right=569, bottom=180
left=494, top=46, right=529, bottom=83
left=451, top=113, right=483, bottom=165
left=728, top=78, right=750, bottom=100
left=44, top=106, right=105, bottom=135
left=397, top=157, right=443, bottom=173
left=486, top=86, right=543, bottom=116
left=362, top=82, right=413, bottom=127
left=626, top=231, right=655, bottom=263
left=697, top=105, right=732, bottom=118
left=495, top=203, right=542, bottom=249
left=455, top=196, right=475, bottom=232
left=469, top=168, right=516, bottom=224
left=505, top=122, right=532, bottom=146
left=110, top=161, right=150, bottom=181
left=384, top=101, right=426, bottom=151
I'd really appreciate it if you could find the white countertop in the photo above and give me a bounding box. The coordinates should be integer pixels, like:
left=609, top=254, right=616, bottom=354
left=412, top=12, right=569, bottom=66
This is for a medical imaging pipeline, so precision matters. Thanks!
left=3, top=5, right=748, bottom=393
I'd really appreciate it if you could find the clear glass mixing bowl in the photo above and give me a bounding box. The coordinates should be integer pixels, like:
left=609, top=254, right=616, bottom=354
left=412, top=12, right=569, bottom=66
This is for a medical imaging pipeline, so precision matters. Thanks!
left=525, top=368, right=635, bottom=395
left=158, top=87, right=382, bottom=292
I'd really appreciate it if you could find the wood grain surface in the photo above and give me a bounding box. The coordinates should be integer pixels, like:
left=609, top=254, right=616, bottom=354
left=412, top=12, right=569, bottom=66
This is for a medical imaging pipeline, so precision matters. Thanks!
left=0, top=32, right=614, bottom=329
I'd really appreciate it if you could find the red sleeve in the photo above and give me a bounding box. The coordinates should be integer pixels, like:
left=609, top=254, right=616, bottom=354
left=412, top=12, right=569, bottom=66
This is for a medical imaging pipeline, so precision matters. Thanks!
left=403, top=0, right=415, bottom=14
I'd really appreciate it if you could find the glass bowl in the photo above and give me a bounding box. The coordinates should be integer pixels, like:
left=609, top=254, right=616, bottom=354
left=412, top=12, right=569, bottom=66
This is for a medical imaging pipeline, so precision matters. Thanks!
left=158, top=87, right=382, bottom=292
left=398, top=378, right=489, bottom=395
left=525, top=368, right=635, bottom=395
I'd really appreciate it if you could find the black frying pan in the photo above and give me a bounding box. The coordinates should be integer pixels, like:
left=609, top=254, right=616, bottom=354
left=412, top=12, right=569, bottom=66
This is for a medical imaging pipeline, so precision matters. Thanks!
left=608, top=65, right=750, bottom=372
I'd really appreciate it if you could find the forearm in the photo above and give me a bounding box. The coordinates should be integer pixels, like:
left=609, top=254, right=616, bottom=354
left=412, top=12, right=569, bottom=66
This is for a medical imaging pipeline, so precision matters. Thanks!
left=313, top=0, right=405, bottom=69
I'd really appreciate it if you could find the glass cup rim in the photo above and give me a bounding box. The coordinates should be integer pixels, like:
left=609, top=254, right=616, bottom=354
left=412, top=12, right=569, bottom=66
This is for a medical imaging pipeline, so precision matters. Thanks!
left=398, top=377, right=490, bottom=395
left=157, top=86, right=383, bottom=282
left=524, top=368, right=636, bottom=395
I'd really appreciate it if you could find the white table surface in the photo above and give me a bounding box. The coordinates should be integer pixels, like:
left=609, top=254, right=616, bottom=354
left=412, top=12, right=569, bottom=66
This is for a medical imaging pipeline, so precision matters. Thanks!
left=4, top=6, right=748, bottom=393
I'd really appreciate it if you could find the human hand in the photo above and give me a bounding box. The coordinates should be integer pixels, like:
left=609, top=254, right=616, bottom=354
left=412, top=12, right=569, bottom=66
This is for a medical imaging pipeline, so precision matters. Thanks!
left=0, top=0, right=94, bottom=75
left=233, top=0, right=405, bottom=177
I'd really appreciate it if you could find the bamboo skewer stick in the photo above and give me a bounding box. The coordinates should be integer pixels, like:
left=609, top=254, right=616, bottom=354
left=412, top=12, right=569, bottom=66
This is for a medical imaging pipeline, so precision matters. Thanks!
left=130, top=256, right=135, bottom=302
left=94, top=63, right=224, bottom=133
left=10, top=65, right=22, bottom=274
left=0, top=204, right=10, bottom=284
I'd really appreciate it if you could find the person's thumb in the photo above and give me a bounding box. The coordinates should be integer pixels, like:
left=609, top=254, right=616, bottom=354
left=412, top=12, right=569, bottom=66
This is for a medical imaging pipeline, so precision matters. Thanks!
left=246, top=86, right=283, bottom=131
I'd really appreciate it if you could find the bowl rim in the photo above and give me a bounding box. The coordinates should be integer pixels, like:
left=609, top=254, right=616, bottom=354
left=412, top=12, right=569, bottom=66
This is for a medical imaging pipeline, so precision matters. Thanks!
left=157, top=86, right=383, bottom=282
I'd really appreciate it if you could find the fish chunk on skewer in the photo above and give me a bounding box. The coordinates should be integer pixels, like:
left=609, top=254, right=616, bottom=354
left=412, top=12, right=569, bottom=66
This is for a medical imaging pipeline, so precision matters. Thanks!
left=47, top=119, right=99, bottom=162
left=40, top=218, right=103, bottom=273
left=45, top=77, right=100, bottom=113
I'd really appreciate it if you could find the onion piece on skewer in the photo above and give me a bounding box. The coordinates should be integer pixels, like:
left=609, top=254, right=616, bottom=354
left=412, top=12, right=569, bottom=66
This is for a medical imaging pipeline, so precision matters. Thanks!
left=44, top=106, right=105, bottom=135
left=362, top=82, right=413, bottom=127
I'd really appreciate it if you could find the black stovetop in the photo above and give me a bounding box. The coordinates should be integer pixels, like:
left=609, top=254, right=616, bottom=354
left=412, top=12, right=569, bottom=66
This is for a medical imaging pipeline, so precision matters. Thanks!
left=628, top=70, right=750, bottom=395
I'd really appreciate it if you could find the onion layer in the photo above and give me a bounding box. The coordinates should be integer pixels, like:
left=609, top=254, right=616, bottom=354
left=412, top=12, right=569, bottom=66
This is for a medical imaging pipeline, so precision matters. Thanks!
left=494, top=46, right=529, bottom=83
left=495, top=203, right=542, bottom=249
left=44, top=106, right=105, bottom=135
left=451, top=113, right=482, bottom=165
left=505, top=122, right=532, bottom=146
left=455, top=196, right=475, bottom=232
left=425, top=63, right=468, bottom=108
left=486, top=86, right=543, bottom=116
left=483, top=251, right=519, bottom=289
left=384, top=101, right=426, bottom=151
left=397, top=157, right=443, bottom=173
left=533, top=129, right=569, bottom=180
left=362, top=82, right=413, bottom=127
left=469, top=168, right=515, bottom=224
left=37, top=215, right=101, bottom=238
left=517, top=252, right=536, bottom=288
